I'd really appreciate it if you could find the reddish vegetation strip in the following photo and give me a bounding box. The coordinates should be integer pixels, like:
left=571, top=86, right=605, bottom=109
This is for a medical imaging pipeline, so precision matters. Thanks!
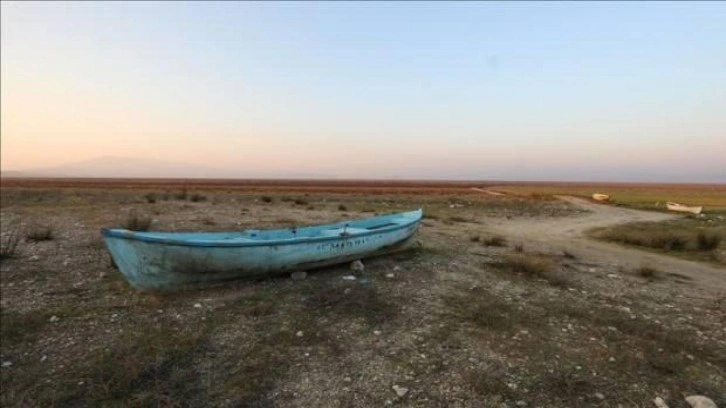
left=2, top=177, right=723, bottom=195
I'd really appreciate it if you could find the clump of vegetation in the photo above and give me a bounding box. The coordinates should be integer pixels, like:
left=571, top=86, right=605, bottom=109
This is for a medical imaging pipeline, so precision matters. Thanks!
left=260, top=196, right=273, bottom=203
left=635, top=265, right=661, bottom=280
left=696, top=231, right=722, bottom=251
left=294, top=198, right=308, bottom=206
left=25, top=224, right=54, bottom=242
left=143, top=192, right=157, bottom=203
left=495, top=254, right=570, bottom=287
left=306, top=284, right=395, bottom=325
left=174, top=188, right=188, bottom=200
left=189, top=193, right=207, bottom=202
left=470, top=235, right=481, bottom=243
left=562, top=249, right=577, bottom=259
left=124, top=211, right=153, bottom=231
left=1, top=223, right=24, bottom=259
left=514, top=243, right=524, bottom=253
left=483, top=236, right=507, bottom=247
left=338, top=204, right=348, bottom=211
left=448, top=215, right=469, bottom=223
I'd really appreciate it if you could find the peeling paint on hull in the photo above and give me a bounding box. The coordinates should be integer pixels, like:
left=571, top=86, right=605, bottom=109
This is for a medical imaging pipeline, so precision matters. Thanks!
left=102, top=209, right=422, bottom=290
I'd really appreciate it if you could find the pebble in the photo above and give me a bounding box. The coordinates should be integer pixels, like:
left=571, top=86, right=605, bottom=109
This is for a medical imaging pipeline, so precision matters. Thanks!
left=608, top=357, right=616, bottom=362
left=392, top=385, right=408, bottom=397
left=595, top=392, right=605, bottom=400
left=385, top=273, right=395, bottom=279
left=685, top=396, right=717, bottom=408
left=1, top=361, right=12, bottom=368
left=607, top=274, right=618, bottom=278
left=374, top=330, right=382, bottom=336
left=49, top=315, right=60, bottom=323
left=343, top=377, right=352, bottom=383
left=40, top=355, right=47, bottom=362
left=516, top=401, right=527, bottom=407
left=296, top=331, right=304, bottom=337
left=193, top=303, right=202, bottom=308
left=342, top=275, right=357, bottom=281
left=393, top=266, right=401, bottom=272
left=350, top=260, right=365, bottom=272
left=291, top=271, right=307, bottom=281
left=653, top=397, right=669, bottom=408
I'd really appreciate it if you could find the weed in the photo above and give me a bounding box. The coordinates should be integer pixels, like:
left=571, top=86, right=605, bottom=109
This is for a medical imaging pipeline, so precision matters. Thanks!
left=448, top=216, right=469, bottom=223
left=470, top=235, right=481, bottom=242
left=294, top=198, right=308, bottom=206
left=0, top=308, right=49, bottom=345
left=25, top=225, right=54, bottom=242
left=124, top=211, right=152, bottom=231
left=514, top=243, right=524, bottom=253
left=562, top=249, right=577, bottom=259
left=696, top=231, right=722, bottom=251
left=261, top=196, right=273, bottom=203
left=338, top=204, right=348, bottom=211
left=305, top=283, right=395, bottom=326
left=143, top=192, right=156, bottom=204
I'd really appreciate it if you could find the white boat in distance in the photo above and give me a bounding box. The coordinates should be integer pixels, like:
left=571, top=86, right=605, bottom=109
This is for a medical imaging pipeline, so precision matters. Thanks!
left=592, top=193, right=610, bottom=202
left=666, top=202, right=703, bottom=215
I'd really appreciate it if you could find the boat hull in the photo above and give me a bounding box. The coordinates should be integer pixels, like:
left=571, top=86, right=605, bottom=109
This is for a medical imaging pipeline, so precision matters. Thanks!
left=103, top=211, right=422, bottom=290
left=666, top=202, right=703, bottom=215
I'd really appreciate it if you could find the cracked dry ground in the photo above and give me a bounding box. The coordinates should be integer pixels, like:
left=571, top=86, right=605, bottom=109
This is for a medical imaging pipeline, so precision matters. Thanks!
left=1, top=187, right=724, bottom=407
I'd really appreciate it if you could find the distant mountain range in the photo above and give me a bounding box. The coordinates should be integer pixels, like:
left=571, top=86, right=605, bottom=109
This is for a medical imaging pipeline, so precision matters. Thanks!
left=0, top=156, right=329, bottom=179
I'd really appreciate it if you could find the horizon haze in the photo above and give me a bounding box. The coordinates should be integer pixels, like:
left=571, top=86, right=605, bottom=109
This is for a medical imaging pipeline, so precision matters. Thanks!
left=2, top=2, right=725, bottom=182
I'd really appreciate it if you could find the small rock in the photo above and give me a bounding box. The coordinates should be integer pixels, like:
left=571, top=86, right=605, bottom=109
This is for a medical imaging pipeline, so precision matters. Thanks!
left=373, top=330, right=382, bottom=336
left=49, top=315, right=60, bottom=323
left=595, top=392, right=605, bottom=400
left=342, top=275, right=357, bottom=281
left=685, top=396, right=717, bottom=408
left=30, top=255, right=40, bottom=261
left=607, top=274, right=618, bottom=278
left=385, top=273, right=395, bottom=279
left=291, top=271, right=307, bottom=281
left=653, top=397, right=669, bottom=408
left=1, top=361, right=12, bottom=368
left=193, top=303, right=202, bottom=308
left=40, top=355, right=47, bottom=362
left=296, top=331, right=304, bottom=337
left=350, top=260, right=365, bottom=272
left=393, top=266, right=401, bottom=272
left=392, top=385, right=408, bottom=397
left=608, top=357, right=616, bottom=362
left=344, top=377, right=352, bottom=383
left=516, top=401, right=527, bottom=407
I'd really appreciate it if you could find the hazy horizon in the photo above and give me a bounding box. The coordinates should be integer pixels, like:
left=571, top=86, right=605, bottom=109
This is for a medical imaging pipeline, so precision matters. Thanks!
left=2, top=2, right=725, bottom=182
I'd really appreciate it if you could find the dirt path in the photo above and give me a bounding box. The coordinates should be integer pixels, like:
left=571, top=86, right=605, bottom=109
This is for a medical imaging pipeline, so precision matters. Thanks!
left=485, top=196, right=726, bottom=296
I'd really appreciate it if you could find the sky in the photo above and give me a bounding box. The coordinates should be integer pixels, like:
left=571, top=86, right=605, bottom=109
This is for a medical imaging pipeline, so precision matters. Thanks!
left=1, top=1, right=725, bottom=181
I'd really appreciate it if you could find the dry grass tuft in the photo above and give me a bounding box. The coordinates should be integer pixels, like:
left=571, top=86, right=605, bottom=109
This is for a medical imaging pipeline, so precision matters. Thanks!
left=143, top=192, right=157, bottom=203
left=124, top=211, right=153, bottom=231
left=260, top=195, right=273, bottom=203
left=25, top=225, right=54, bottom=242
left=696, top=231, right=722, bottom=251
left=338, top=204, right=348, bottom=211
left=483, top=236, right=507, bottom=247
left=496, top=254, right=570, bottom=287
left=635, top=265, right=661, bottom=280
left=0, top=221, right=23, bottom=260
left=189, top=193, right=207, bottom=202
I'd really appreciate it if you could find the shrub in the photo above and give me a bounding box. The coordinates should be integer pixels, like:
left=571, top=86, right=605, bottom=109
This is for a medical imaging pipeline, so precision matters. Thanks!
left=124, top=211, right=153, bottom=231
left=174, top=189, right=188, bottom=200
left=696, top=231, right=722, bottom=251
left=338, top=204, right=348, bottom=211
left=0, top=222, right=22, bottom=260
left=25, top=225, right=54, bottom=242
left=261, top=196, right=273, bottom=203
left=294, top=198, right=308, bottom=206
left=143, top=192, right=157, bottom=204
left=189, top=193, right=207, bottom=202
left=470, top=235, right=481, bottom=242
left=635, top=265, right=660, bottom=280
left=514, top=244, right=524, bottom=253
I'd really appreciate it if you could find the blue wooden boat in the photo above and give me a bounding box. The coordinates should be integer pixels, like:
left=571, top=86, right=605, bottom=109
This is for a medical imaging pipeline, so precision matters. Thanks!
left=101, top=209, right=422, bottom=290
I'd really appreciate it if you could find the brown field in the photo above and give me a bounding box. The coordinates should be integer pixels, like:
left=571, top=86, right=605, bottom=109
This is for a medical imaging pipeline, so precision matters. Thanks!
left=1, top=178, right=724, bottom=407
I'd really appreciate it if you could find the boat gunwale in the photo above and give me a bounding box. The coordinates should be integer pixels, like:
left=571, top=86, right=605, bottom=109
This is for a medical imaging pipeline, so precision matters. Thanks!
left=101, top=209, right=422, bottom=248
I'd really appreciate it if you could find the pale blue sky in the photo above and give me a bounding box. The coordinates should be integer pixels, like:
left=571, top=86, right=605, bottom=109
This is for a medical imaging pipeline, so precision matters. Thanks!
left=2, top=1, right=725, bottom=181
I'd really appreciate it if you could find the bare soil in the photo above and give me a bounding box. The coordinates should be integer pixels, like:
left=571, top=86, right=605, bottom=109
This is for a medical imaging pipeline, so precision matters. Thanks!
left=1, top=183, right=724, bottom=407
